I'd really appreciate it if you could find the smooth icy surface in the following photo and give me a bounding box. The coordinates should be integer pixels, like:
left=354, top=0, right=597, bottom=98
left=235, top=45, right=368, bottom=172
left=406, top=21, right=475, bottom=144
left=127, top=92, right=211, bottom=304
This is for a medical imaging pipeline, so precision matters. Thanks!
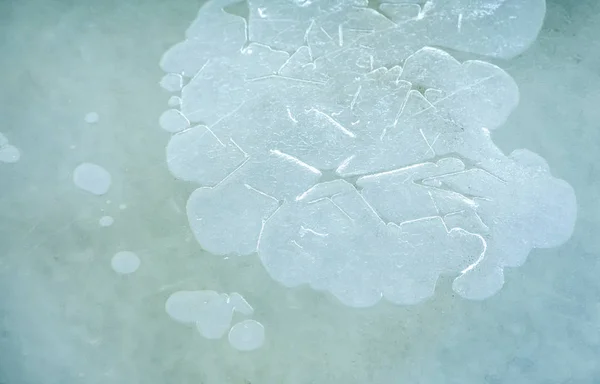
left=228, top=292, right=254, bottom=315
left=165, top=290, right=255, bottom=339
left=167, top=96, right=182, bottom=108
left=228, top=319, right=265, bottom=351
left=84, top=112, right=100, bottom=124
left=73, top=162, right=112, bottom=195
left=160, top=0, right=576, bottom=305
left=110, top=251, right=140, bottom=274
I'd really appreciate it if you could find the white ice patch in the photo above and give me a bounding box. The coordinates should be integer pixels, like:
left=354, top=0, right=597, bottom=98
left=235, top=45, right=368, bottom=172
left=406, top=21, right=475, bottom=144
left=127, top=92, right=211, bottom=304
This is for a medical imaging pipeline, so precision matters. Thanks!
left=160, top=73, right=183, bottom=92
left=99, top=215, right=114, bottom=227
left=159, top=109, right=190, bottom=133
left=111, top=251, right=140, bottom=274
left=73, top=162, right=112, bottom=195
left=165, top=290, right=256, bottom=340
left=158, top=0, right=576, bottom=305
left=0, top=145, right=20, bottom=163
left=228, top=292, right=254, bottom=316
left=84, top=112, right=100, bottom=124
left=167, top=96, right=182, bottom=108
left=228, top=319, right=265, bottom=351
left=0, top=132, right=21, bottom=163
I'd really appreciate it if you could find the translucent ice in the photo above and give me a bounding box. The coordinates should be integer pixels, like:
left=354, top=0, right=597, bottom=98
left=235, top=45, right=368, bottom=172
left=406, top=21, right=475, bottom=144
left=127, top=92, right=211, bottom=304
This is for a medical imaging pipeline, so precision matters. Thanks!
left=159, top=0, right=576, bottom=305
left=99, top=215, right=114, bottom=227
left=111, top=251, right=140, bottom=274
left=159, top=73, right=183, bottom=92
left=84, top=112, right=100, bottom=124
left=0, top=133, right=21, bottom=164
left=228, top=319, right=265, bottom=351
left=165, top=291, right=255, bottom=339
left=159, top=109, right=190, bottom=133
left=73, top=162, right=112, bottom=195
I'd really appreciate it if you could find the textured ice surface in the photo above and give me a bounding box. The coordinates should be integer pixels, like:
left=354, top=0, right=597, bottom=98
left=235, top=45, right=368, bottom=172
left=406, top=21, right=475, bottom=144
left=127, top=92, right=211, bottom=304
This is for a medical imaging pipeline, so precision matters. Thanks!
left=0, top=132, right=21, bottom=163
left=159, top=0, right=576, bottom=305
left=110, top=251, right=140, bottom=274
left=73, top=162, right=112, bottom=195
left=165, top=290, right=256, bottom=340
left=228, top=319, right=265, bottom=351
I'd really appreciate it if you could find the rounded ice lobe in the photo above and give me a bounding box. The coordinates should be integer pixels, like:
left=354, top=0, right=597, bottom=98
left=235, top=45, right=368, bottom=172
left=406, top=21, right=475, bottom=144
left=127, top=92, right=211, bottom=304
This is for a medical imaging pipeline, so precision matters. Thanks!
left=159, top=0, right=576, bottom=306
left=167, top=96, right=182, bottom=108
left=164, top=291, right=255, bottom=339
left=111, top=251, right=140, bottom=274
left=73, top=162, right=112, bottom=195
left=159, top=109, right=190, bottom=133
left=228, top=319, right=265, bottom=351
left=159, top=73, right=183, bottom=92
left=0, top=145, right=20, bottom=163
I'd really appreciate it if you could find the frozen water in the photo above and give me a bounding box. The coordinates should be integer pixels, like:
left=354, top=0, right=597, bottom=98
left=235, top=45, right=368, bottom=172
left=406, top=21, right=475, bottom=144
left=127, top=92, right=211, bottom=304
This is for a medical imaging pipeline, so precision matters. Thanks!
left=228, top=319, right=265, bottom=351
left=159, top=109, right=189, bottom=133
left=160, top=0, right=576, bottom=305
left=1, top=0, right=599, bottom=383
left=110, top=251, right=141, bottom=274
left=98, top=215, right=114, bottom=227
left=0, top=145, right=20, bottom=163
left=73, top=162, right=112, bottom=195
left=84, top=112, right=100, bottom=124
left=159, top=73, right=183, bottom=92
left=165, top=290, right=256, bottom=340
left=0, top=133, right=21, bottom=163
left=229, top=292, right=254, bottom=315
left=167, top=96, right=182, bottom=108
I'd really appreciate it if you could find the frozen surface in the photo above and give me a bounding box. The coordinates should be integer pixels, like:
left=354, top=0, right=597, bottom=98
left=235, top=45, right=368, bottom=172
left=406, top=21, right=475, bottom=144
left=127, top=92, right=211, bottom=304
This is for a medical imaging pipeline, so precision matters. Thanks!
left=73, top=162, right=112, bottom=195
left=160, top=0, right=575, bottom=305
left=98, top=215, right=114, bottom=227
left=159, top=109, right=189, bottom=133
left=84, top=112, right=100, bottom=124
left=228, top=319, right=265, bottom=351
left=0, top=132, right=21, bottom=163
left=165, top=291, right=258, bottom=341
left=110, top=251, right=141, bottom=274
left=1, top=0, right=599, bottom=383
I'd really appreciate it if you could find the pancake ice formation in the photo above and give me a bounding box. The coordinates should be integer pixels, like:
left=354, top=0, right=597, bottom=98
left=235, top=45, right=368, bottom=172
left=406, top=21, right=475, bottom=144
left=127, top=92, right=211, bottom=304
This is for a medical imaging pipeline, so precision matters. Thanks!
left=158, top=0, right=577, bottom=307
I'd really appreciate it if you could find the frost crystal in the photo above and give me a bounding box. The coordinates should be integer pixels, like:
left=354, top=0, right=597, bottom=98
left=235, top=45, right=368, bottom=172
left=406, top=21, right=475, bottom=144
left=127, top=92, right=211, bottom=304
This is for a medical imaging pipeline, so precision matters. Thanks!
left=159, top=0, right=576, bottom=305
